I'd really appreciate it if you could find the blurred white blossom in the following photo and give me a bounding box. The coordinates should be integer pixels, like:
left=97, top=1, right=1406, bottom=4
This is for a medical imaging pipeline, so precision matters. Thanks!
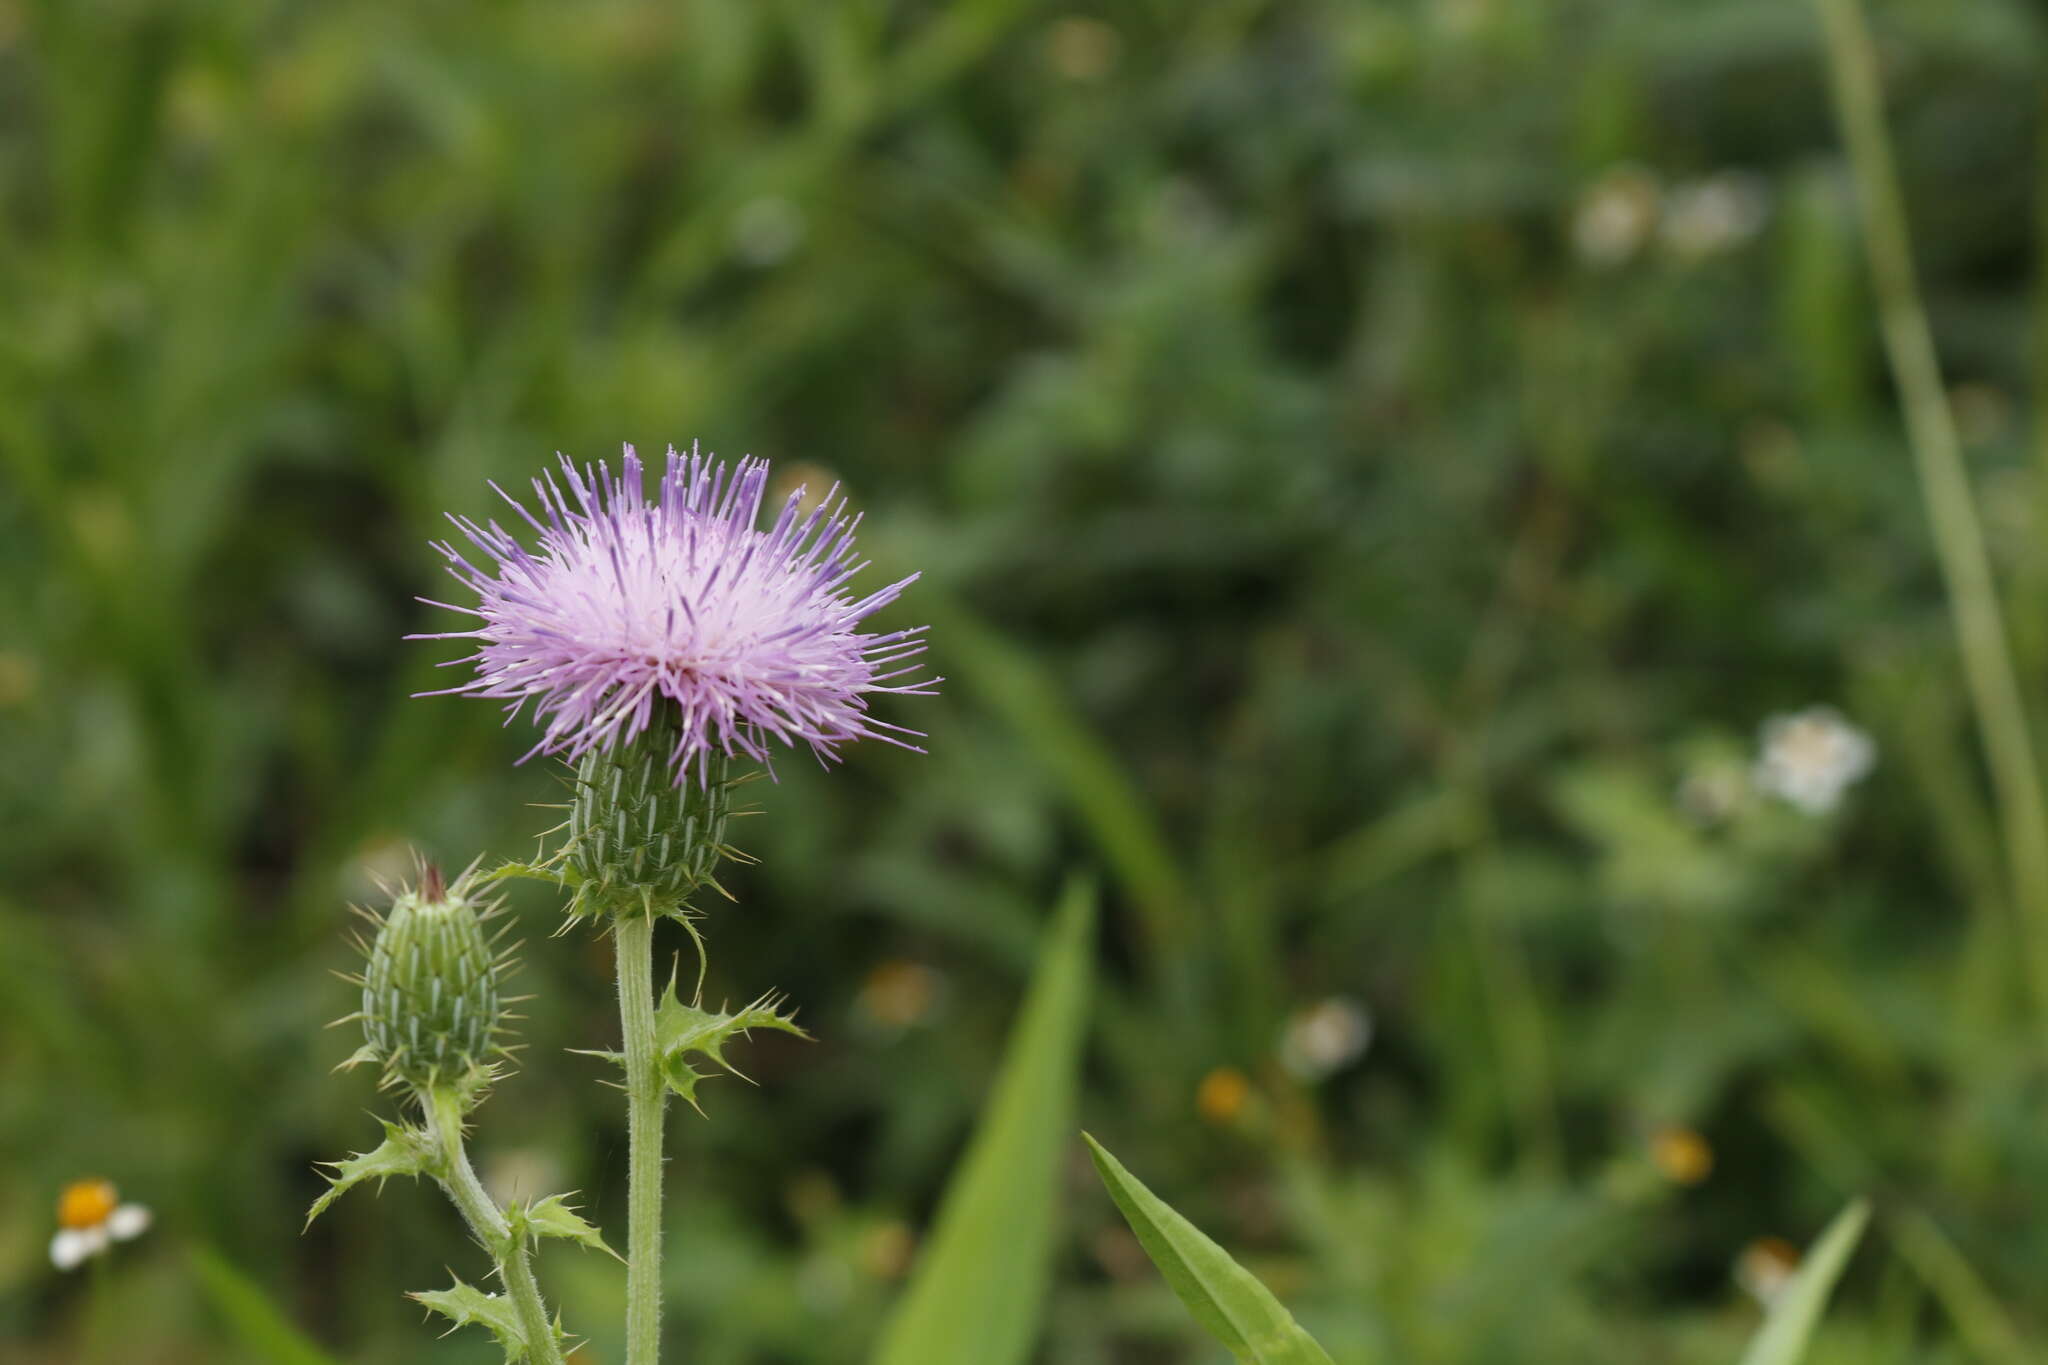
left=1278, top=996, right=1372, bottom=1082
left=1573, top=166, right=1660, bottom=267
left=1753, top=706, right=1875, bottom=814
left=482, top=1147, right=567, bottom=1209
left=1735, top=1236, right=1800, bottom=1307
left=1660, top=171, right=1769, bottom=259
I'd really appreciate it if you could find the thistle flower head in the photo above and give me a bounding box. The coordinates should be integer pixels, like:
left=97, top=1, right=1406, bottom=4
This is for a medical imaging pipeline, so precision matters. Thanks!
left=418, top=444, right=935, bottom=784
left=357, top=863, right=511, bottom=1092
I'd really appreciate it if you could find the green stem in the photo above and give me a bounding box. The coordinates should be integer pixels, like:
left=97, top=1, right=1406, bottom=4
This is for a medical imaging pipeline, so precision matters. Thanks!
left=426, top=1087, right=566, bottom=1365
left=1815, top=0, right=2048, bottom=1020
left=617, top=910, right=666, bottom=1365
left=86, top=1247, right=111, bottom=1365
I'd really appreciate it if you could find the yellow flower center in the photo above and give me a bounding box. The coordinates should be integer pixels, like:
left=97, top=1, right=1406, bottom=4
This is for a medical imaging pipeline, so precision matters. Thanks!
left=1196, top=1066, right=1250, bottom=1124
left=1650, top=1126, right=1714, bottom=1186
left=58, top=1179, right=118, bottom=1230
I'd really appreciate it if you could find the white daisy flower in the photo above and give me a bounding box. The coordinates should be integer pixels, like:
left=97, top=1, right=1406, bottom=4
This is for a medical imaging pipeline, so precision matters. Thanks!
left=1753, top=706, right=1876, bottom=815
left=1572, top=165, right=1660, bottom=267
left=50, top=1178, right=151, bottom=1271
left=1278, top=996, right=1372, bottom=1083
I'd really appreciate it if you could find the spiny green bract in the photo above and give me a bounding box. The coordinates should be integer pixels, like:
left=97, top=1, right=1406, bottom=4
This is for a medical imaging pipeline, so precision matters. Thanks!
left=356, top=864, right=510, bottom=1090
left=564, top=723, right=749, bottom=918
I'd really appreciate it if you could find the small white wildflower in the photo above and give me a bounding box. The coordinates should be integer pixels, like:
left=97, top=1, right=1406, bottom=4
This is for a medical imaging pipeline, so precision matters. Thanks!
left=1753, top=706, right=1875, bottom=814
left=1278, top=996, right=1372, bottom=1082
left=50, top=1179, right=151, bottom=1271
left=1572, top=166, right=1660, bottom=267
left=1660, top=171, right=1770, bottom=259
left=1735, top=1236, right=1800, bottom=1307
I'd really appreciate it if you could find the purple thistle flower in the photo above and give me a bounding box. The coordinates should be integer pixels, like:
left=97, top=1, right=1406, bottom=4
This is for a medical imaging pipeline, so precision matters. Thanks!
left=415, top=444, right=935, bottom=782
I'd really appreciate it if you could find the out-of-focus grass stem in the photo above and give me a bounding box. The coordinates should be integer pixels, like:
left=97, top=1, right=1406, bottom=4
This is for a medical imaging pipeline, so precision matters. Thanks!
left=86, top=1253, right=112, bottom=1365
left=1767, top=1084, right=2031, bottom=1365
left=1815, top=0, right=2048, bottom=1019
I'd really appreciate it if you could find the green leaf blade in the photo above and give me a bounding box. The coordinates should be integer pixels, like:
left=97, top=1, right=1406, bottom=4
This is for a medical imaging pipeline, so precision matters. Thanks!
left=1084, top=1133, right=1335, bottom=1365
left=870, top=877, right=1096, bottom=1365
left=190, top=1247, right=344, bottom=1365
left=1737, top=1198, right=1871, bottom=1365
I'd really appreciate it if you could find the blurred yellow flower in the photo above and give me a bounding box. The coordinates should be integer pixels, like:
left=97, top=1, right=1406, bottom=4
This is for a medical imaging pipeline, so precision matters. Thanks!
left=857, top=1220, right=915, bottom=1279
left=1649, top=1126, right=1713, bottom=1186
left=50, top=1179, right=150, bottom=1271
left=1046, top=18, right=1121, bottom=82
left=857, top=960, right=943, bottom=1030
left=1196, top=1067, right=1250, bottom=1124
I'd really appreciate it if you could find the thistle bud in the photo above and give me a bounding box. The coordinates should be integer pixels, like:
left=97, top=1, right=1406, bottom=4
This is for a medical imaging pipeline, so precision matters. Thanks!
left=565, top=716, right=743, bottom=917
left=361, top=864, right=506, bottom=1090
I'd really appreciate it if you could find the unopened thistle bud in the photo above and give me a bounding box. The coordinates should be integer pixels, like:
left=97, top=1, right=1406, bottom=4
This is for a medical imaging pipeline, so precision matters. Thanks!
left=565, top=715, right=744, bottom=918
left=360, top=864, right=508, bottom=1090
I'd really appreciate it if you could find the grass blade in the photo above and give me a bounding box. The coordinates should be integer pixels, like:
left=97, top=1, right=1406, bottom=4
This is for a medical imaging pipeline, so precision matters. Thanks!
left=190, top=1246, right=343, bottom=1365
left=870, top=878, right=1096, bottom=1365
left=1736, top=1199, right=1871, bottom=1365
left=1084, top=1133, right=1336, bottom=1365
left=928, top=597, right=1190, bottom=958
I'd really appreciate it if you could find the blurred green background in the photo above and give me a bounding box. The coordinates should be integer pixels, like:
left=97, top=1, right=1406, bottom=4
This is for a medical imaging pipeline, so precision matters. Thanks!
left=4, top=0, right=2047, bottom=1360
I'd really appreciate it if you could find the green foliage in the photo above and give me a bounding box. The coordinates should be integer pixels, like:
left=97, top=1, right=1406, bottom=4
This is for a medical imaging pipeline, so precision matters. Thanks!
left=304, top=1118, right=437, bottom=1228
left=1736, top=1201, right=1871, bottom=1365
left=190, top=1247, right=346, bottom=1365
left=412, top=1277, right=542, bottom=1360
left=1085, top=1134, right=1336, bottom=1365
left=4, top=0, right=2046, bottom=1359
left=509, top=1193, right=622, bottom=1262
left=652, top=976, right=811, bottom=1114
left=871, top=879, right=1095, bottom=1365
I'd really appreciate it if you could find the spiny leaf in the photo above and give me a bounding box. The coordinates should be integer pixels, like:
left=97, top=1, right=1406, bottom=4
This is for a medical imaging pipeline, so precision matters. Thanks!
left=1084, top=1133, right=1335, bottom=1365
left=304, top=1119, right=437, bottom=1228
left=1737, top=1199, right=1871, bottom=1365
left=510, top=1193, right=621, bottom=1261
left=411, top=1278, right=530, bottom=1359
left=654, top=973, right=810, bottom=1112
left=870, top=878, right=1095, bottom=1365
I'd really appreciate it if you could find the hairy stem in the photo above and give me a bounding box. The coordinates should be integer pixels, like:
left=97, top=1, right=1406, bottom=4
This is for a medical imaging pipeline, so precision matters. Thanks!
left=1814, top=0, right=2048, bottom=1022
left=427, top=1087, right=566, bottom=1365
left=617, top=910, right=666, bottom=1365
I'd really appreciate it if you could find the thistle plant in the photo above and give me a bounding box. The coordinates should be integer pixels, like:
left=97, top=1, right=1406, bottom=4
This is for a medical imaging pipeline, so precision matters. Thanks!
left=311, top=863, right=589, bottom=1364
left=313, top=445, right=931, bottom=1364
